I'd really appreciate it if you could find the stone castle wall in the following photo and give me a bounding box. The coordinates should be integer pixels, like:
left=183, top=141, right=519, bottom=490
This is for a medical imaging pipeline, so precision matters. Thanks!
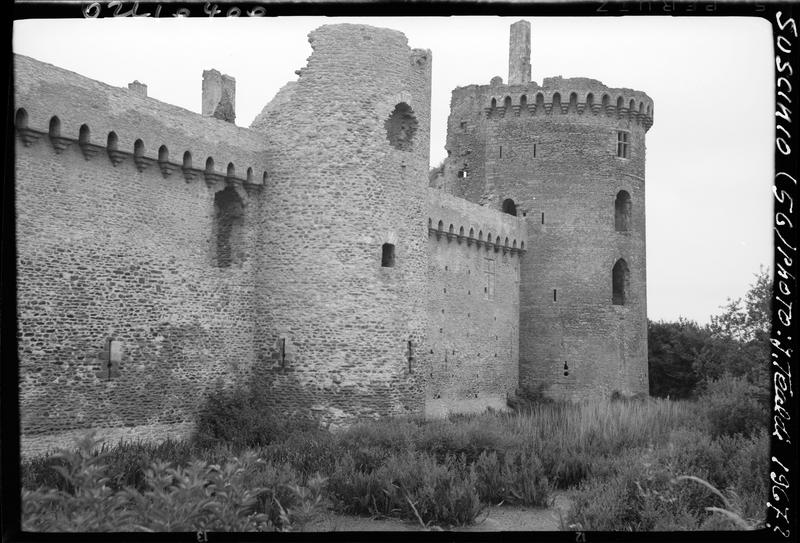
left=425, top=189, right=526, bottom=416
left=245, top=24, right=433, bottom=424
left=14, top=21, right=653, bottom=455
left=14, top=54, right=269, bottom=435
left=443, top=78, right=652, bottom=399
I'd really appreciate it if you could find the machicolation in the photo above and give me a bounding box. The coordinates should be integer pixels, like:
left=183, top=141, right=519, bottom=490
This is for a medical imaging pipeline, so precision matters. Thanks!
left=15, top=20, right=653, bottom=456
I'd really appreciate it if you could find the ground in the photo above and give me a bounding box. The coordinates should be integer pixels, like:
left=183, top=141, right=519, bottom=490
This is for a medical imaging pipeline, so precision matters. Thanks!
left=304, top=491, right=574, bottom=531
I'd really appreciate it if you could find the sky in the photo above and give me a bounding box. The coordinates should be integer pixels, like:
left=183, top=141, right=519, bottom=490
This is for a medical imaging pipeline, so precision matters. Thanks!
left=13, top=16, right=774, bottom=324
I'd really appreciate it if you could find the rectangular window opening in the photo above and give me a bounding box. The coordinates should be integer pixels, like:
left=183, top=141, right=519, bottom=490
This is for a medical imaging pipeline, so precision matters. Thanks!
left=541, top=212, right=545, bottom=224
left=617, top=131, right=630, bottom=158
left=279, top=338, right=286, bottom=367
left=381, top=243, right=395, bottom=267
left=460, top=121, right=467, bottom=131
left=499, top=145, right=502, bottom=158
left=533, top=143, right=537, bottom=158
left=484, top=258, right=496, bottom=300
left=553, top=289, right=557, bottom=302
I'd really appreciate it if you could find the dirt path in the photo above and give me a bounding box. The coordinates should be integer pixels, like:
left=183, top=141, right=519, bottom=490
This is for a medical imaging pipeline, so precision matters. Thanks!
left=303, top=492, right=573, bottom=532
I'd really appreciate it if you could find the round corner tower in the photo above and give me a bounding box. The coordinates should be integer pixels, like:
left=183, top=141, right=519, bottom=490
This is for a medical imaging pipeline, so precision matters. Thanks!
left=250, top=24, right=432, bottom=423
left=442, top=20, right=653, bottom=400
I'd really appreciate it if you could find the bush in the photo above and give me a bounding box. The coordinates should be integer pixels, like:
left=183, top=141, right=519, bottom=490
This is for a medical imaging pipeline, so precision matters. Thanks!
left=699, top=374, right=768, bottom=437
left=328, top=451, right=483, bottom=527
left=22, top=434, right=273, bottom=531
left=193, top=386, right=318, bottom=448
left=22, top=432, right=332, bottom=532
left=260, top=429, right=340, bottom=481
left=415, top=417, right=519, bottom=464
left=473, top=449, right=550, bottom=506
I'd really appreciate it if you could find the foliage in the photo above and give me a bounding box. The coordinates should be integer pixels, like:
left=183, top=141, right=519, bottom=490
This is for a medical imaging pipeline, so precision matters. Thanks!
left=698, top=374, right=769, bottom=438
left=648, top=266, right=772, bottom=398
left=328, top=451, right=483, bottom=527
left=193, top=385, right=318, bottom=449
left=23, top=393, right=767, bottom=532
left=708, top=266, right=771, bottom=344
left=22, top=433, right=326, bottom=532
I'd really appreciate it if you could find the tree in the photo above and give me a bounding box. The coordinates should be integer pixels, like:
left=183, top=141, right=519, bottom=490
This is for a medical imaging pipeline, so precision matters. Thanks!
left=700, top=266, right=771, bottom=387
left=707, top=266, right=771, bottom=344
left=649, top=266, right=772, bottom=398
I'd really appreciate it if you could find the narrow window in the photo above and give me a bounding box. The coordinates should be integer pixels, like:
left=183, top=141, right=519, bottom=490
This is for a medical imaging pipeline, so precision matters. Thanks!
left=502, top=198, right=517, bottom=216
left=533, top=143, right=537, bottom=158
left=460, top=121, right=467, bottom=131
left=563, top=361, right=569, bottom=376
left=407, top=340, right=414, bottom=373
left=381, top=243, right=395, bottom=267
left=499, top=145, right=503, bottom=158
left=615, top=190, right=632, bottom=232
left=541, top=212, right=545, bottom=224
left=617, top=131, right=630, bottom=158
left=484, top=258, right=495, bottom=300
left=553, top=289, right=557, bottom=302
left=213, top=186, right=244, bottom=267
left=457, top=169, right=468, bottom=179
left=279, top=338, right=287, bottom=367
left=612, top=258, right=630, bottom=305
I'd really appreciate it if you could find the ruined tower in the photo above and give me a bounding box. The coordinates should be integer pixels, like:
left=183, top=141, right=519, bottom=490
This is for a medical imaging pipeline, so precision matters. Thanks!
left=249, top=24, right=433, bottom=422
left=442, top=21, right=653, bottom=399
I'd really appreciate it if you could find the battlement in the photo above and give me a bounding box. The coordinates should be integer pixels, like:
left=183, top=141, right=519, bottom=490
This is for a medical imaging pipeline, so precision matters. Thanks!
left=14, top=54, right=270, bottom=187
left=427, top=188, right=527, bottom=256
left=451, top=78, right=654, bottom=131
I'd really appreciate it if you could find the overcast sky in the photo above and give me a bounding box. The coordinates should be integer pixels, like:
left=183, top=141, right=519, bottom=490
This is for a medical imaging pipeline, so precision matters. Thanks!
left=13, top=16, right=774, bottom=324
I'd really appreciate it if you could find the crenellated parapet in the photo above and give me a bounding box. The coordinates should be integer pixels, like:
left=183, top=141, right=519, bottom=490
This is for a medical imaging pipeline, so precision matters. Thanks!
left=14, top=108, right=267, bottom=193
left=427, top=188, right=527, bottom=257
left=453, top=76, right=654, bottom=131
left=14, top=54, right=270, bottom=193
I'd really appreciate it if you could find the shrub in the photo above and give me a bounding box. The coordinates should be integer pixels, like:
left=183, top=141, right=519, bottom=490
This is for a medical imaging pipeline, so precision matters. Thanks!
left=566, top=454, right=697, bottom=531
left=328, top=451, right=483, bottom=527
left=260, top=429, right=340, bottom=481
left=699, top=374, right=768, bottom=437
left=415, top=417, right=519, bottom=464
left=22, top=433, right=326, bottom=532
left=337, top=419, right=417, bottom=454
left=193, top=386, right=318, bottom=448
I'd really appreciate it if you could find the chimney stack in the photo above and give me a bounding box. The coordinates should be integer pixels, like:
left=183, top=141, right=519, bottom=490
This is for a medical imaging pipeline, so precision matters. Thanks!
left=202, top=69, right=236, bottom=124
left=127, top=80, right=148, bottom=97
left=508, top=20, right=531, bottom=85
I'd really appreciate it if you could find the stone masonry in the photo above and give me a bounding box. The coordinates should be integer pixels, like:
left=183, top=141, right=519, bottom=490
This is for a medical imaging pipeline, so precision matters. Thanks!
left=14, top=21, right=653, bottom=456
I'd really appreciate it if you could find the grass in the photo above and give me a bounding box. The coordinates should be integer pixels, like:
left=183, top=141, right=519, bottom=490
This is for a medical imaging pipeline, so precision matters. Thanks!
left=22, top=378, right=768, bottom=531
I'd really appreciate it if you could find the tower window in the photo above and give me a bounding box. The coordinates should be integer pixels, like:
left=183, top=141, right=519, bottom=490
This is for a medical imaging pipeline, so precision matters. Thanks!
left=502, top=198, right=517, bottom=216
left=381, top=243, right=395, bottom=267
left=457, top=169, right=468, bottom=179
left=499, top=145, right=503, bottom=158
left=385, top=103, right=418, bottom=151
left=533, top=143, right=537, bottom=158
left=617, top=131, right=630, bottom=158
left=612, top=258, right=630, bottom=305
left=213, top=186, right=244, bottom=268
left=615, top=190, right=632, bottom=232
left=460, top=121, right=467, bottom=131
left=553, top=289, right=557, bottom=302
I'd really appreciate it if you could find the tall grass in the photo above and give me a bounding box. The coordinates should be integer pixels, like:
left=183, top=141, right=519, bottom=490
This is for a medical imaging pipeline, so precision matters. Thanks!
left=22, top=389, right=767, bottom=531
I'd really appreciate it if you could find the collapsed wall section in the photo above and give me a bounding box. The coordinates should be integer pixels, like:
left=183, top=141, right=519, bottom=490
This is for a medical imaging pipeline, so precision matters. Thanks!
left=425, top=189, right=525, bottom=416
left=14, top=55, right=267, bottom=442
left=249, top=25, right=432, bottom=424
